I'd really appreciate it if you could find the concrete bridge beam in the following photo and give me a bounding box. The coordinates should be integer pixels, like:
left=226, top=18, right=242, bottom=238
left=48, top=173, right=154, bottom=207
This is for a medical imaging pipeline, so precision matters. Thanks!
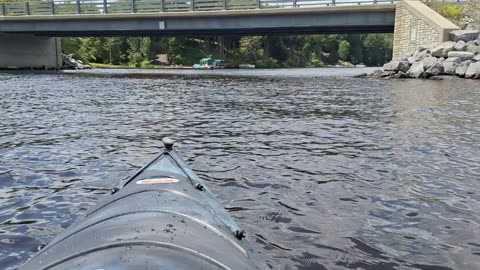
left=0, top=34, right=61, bottom=69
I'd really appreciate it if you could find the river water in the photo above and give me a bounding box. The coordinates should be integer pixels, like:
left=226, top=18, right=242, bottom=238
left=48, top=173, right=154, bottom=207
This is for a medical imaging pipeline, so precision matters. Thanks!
left=0, top=68, right=479, bottom=270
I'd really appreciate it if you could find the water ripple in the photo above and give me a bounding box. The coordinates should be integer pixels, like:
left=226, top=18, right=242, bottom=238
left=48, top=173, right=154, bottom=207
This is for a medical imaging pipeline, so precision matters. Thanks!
left=0, top=69, right=479, bottom=270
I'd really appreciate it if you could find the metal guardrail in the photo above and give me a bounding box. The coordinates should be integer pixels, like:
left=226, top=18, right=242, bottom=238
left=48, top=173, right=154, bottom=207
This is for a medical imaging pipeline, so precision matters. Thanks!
left=0, top=0, right=397, bottom=16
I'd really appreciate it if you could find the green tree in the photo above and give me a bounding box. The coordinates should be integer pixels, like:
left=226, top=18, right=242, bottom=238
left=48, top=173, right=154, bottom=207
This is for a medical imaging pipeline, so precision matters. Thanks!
left=338, top=40, right=351, bottom=62
left=362, top=34, right=393, bottom=66
left=127, top=37, right=152, bottom=66
left=239, top=36, right=264, bottom=62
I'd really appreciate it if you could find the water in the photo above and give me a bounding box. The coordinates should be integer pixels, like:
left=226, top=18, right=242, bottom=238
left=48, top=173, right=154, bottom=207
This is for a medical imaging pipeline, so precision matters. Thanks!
left=0, top=68, right=479, bottom=270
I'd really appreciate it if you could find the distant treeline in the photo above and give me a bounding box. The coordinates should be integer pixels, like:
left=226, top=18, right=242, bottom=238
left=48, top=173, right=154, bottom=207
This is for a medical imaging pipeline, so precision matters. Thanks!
left=62, top=34, right=393, bottom=68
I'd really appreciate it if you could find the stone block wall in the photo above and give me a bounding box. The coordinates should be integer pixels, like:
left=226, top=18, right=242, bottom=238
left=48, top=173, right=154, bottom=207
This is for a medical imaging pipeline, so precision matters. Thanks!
left=392, top=0, right=459, bottom=59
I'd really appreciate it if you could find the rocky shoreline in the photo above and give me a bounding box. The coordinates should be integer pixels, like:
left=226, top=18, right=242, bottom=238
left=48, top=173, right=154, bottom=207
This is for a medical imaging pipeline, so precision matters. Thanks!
left=373, top=30, right=480, bottom=80
left=62, top=53, right=92, bottom=70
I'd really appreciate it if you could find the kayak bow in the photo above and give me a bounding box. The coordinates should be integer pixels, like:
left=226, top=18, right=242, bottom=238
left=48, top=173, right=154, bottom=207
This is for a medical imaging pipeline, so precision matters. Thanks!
left=22, top=138, right=267, bottom=270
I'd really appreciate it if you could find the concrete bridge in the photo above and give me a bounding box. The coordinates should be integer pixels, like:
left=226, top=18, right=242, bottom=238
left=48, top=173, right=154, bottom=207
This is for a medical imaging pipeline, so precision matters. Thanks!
left=0, top=0, right=460, bottom=69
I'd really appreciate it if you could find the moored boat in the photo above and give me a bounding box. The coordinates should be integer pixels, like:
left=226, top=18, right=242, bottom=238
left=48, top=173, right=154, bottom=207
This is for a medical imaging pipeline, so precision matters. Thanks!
left=22, top=138, right=267, bottom=270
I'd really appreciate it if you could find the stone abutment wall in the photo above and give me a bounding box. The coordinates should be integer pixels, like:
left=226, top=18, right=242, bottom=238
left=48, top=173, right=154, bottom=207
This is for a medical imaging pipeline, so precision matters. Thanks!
left=393, top=0, right=459, bottom=59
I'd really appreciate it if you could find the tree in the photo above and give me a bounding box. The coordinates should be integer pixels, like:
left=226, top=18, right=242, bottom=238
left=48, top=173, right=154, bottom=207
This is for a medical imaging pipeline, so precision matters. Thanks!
left=127, top=37, right=152, bottom=67
left=338, top=40, right=351, bottom=62
left=239, top=36, right=263, bottom=62
left=362, top=34, right=393, bottom=66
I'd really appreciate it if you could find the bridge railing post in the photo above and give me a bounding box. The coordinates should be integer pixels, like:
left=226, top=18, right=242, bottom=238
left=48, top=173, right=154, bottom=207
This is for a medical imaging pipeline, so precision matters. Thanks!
left=160, top=0, right=165, bottom=12
left=76, top=0, right=81, bottom=14
left=191, top=0, right=195, bottom=11
left=51, top=0, right=55, bottom=15
left=1, top=3, right=6, bottom=16
left=256, top=0, right=260, bottom=9
left=131, top=0, right=135, bottom=13
left=103, top=0, right=108, bottom=14
left=223, top=0, right=227, bottom=10
left=25, top=2, right=30, bottom=15
left=331, top=0, right=335, bottom=6
left=293, top=0, right=297, bottom=7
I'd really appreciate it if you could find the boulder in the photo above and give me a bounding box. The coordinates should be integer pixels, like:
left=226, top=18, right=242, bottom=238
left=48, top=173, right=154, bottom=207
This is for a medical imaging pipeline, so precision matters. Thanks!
left=443, top=57, right=462, bottom=75
left=422, top=56, right=438, bottom=70
left=380, top=71, right=396, bottom=78
left=455, top=60, right=473, bottom=77
left=448, top=51, right=475, bottom=61
left=407, top=62, right=425, bottom=78
left=394, top=71, right=408, bottom=79
left=425, top=63, right=444, bottom=77
left=465, top=44, right=480, bottom=54
left=454, top=40, right=466, bottom=51
left=449, top=30, right=479, bottom=42
left=465, top=62, right=480, bottom=79
left=431, top=42, right=454, bottom=57
left=438, top=57, right=445, bottom=64
left=473, top=54, right=480, bottom=62
left=383, top=61, right=410, bottom=72
left=414, top=49, right=432, bottom=62
left=407, top=56, right=416, bottom=64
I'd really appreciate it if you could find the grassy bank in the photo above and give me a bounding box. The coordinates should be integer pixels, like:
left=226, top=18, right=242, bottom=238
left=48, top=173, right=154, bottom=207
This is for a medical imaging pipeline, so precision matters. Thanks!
left=90, top=62, right=166, bottom=69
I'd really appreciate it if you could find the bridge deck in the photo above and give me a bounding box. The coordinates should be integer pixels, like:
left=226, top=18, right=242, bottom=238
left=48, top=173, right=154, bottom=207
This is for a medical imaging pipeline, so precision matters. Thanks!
left=0, top=1, right=396, bottom=36
left=0, top=0, right=395, bottom=17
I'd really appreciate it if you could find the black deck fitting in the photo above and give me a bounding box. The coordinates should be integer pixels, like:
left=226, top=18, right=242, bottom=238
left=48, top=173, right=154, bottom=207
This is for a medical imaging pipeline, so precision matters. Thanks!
left=234, top=230, right=246, bottom=240
left=162, top=137, right=175, bottom=151
left=195, top=183, right=205, bottom=191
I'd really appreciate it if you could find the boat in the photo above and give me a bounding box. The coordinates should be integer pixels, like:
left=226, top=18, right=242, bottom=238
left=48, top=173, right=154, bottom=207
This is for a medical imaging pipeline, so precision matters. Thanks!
left=21, top=138, right=267, bottom=270
left=239, top=64, right=256, bottom=69
left=199, top=58, right=226, bottom=69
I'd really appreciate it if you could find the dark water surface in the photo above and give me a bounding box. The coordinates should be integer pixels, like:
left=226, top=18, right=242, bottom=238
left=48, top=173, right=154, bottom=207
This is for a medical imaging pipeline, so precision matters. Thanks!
left=0, top=68, right=479, bottom=270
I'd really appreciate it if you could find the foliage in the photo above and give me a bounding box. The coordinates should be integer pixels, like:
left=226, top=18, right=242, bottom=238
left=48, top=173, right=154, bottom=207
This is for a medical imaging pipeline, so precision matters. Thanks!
left=338, top=40, right=351, bottom=62
left=126, top=37, right=152, bottom=67
left=429, top=2, right=480, bottom=29
left=62, top=33, right=394, bottom=68
left=362, top=34, right=393, bottom=67
left=441, top=4, right=462, bottom=21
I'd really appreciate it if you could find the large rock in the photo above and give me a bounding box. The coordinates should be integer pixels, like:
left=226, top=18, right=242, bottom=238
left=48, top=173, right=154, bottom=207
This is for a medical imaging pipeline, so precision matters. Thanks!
left=455, top=60, right=473, bottom=77
left=465, top=44, right=480, bottom=54
left=407, top=62, right=425, bottom=78
left=454, top=40, right=466, bottom=51
left=443, top=57, right=462, bottom=75
left=448, top=51, right=475, bottom=61
left=61, top=53, right=92, bottom=70
left=383, top=61, right=410, bottom=72
left=425, top=63, right=444, bottom=78
left=465, top=62, right=480, bottom=79
left=380, top=71, right=396, bottom=78
left=422, top=56, right=438, bottom=70
left=450, top=30, right=479, bottom=42
left=431, top=42, right=454, bottom=57
left=414, top=49, right=432, bottom=62
left=394, top=71, right=408, bottom=79
left=473, top=54, right=480, bottom=62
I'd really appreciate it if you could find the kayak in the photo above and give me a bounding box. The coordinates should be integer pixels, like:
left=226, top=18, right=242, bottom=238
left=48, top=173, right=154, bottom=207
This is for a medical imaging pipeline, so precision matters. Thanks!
left=22, top=138, right=267, bottom=270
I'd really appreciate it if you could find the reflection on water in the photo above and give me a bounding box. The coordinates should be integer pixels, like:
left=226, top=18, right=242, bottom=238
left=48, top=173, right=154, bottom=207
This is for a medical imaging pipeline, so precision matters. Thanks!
left=0, top=69, right=479, bottom=270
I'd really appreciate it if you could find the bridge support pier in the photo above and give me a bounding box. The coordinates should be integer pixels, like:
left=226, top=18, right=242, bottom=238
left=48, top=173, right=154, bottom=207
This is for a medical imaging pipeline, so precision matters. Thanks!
left=0, top=34, right=61, bottom=69
left=392, top=0, right=459, bottom=60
